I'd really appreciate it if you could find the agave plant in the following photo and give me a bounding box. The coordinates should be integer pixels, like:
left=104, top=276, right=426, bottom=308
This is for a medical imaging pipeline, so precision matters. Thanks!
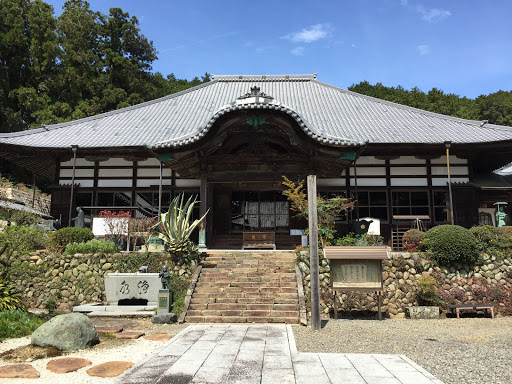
left=153, top=194, right=208, bottom=255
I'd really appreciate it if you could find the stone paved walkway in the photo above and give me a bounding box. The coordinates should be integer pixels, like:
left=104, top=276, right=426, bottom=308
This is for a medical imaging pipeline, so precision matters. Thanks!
left=118, top=324, right=444, bottom=384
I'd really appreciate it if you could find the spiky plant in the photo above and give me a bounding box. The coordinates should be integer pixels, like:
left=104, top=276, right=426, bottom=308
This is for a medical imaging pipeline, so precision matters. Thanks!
left=153, top=194, right=208, bottom=257
left=0, top=280, right=25, bottom=311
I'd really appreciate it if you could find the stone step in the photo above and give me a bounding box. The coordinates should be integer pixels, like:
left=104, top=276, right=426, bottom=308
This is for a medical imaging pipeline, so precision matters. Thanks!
left=185, top=250, right=300, bottom=324
left=185, top=315, right=299, bottom=324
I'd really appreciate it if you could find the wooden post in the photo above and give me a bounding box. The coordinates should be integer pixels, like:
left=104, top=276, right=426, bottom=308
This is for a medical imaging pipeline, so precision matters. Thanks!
left=333, top=291, right=338, bottom=320
left=307, top=175, right=321, bottom=330
left=68, top=145, right=78, bottom=227
left=198, top=173, right=207, bottom=250
left=158, top=161, right=163, bottom=216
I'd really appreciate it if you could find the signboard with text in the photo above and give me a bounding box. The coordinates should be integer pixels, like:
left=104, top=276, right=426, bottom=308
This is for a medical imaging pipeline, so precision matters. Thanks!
left=330, top=259, right=383, bottom=291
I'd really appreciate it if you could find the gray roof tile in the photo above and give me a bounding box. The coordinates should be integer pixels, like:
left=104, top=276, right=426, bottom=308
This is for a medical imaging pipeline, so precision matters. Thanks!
left=1, top=74, right=511, bottom=149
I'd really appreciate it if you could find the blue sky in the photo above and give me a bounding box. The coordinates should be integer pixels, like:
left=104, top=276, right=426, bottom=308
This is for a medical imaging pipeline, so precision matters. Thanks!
left=46, top=0, right=512, bottom=99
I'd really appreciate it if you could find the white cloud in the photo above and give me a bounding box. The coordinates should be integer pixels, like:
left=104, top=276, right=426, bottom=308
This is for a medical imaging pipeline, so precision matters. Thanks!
left=417, top=44, right=430, bottom=55
left=283, top=23, right=333, bottom=43
left=416, top=6, right=451, bottom=23
left=291, top=46, right=305, bottom=56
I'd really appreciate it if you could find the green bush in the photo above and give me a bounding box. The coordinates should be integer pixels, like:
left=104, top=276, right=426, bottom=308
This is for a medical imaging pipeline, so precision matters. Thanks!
left=0, top=280, right=25, bottom=311
left=496, top=226, right=512, bottom=248
left=333, top=232, right=383, bottom=246
left=0, top=226, right=48, bottom=257
left=64, top=238, right=116, bottom=255
left=421, top=225, right=479, bottom=265
left=416, top=276, right=444, bottom=306
left=0, top=310, right=45, bottom=341
left=169, top=274, right=190, bottom=315
left=48, top=227, right=94, bottom=253
left=402, top=229, right=426, bottom=252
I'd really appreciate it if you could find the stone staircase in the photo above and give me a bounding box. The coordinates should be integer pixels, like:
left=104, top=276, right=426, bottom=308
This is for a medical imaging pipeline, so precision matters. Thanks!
left=185, top=251, right=300, bottom=323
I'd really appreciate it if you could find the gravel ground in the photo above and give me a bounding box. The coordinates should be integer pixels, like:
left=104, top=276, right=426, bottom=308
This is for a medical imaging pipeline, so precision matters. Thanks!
left=292, top=317, right=512, bottom=384
left=0, top=317, right=188, bottom=384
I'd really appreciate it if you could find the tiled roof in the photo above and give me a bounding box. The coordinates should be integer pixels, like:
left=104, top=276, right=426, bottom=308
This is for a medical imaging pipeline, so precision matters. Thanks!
left=1, top=74, right=512, bottom=150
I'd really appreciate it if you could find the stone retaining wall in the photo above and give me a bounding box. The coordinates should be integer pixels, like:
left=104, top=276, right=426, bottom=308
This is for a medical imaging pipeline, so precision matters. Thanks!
left=7, top=252, right=196, bottom=310
left=296, top=250, right=512, bottom=317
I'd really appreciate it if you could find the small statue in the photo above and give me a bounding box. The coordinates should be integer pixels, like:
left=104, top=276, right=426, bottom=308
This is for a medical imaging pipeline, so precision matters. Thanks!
left=71, top=207, right=85, bottom=228
left=159, top=265, right=171, bottom=290
left=496, top=206, right=508, bottom=227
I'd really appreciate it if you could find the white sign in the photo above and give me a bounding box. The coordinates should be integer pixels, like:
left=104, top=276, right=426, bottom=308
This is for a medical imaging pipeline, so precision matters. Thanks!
left=92, top=217, right=129, bottom=237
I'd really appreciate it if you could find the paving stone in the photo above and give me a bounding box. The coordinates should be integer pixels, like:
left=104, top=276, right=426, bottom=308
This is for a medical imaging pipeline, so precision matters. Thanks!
left=96, top=326, right=123, bottom=334
left=87, top=361, right=134, bottom=377
left=47, top=357, right=92, bottom=373
left=0, top=364, right=40, bottom=378
left=115, top=331, right=145, bottom=339
left=145, top=333, right=173, bottom=341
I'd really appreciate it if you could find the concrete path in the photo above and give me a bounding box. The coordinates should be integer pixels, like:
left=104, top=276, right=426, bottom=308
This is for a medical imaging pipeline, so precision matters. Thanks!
left=118, top=324, right=443, bottom=384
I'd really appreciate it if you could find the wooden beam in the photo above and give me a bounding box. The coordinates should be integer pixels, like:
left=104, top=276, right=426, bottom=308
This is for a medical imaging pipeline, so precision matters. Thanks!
left=307, top=175, right=321, bottom=331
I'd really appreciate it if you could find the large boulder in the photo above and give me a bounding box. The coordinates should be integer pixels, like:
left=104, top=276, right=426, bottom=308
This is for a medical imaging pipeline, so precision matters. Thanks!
left=31, top=313, right=99, bottom=351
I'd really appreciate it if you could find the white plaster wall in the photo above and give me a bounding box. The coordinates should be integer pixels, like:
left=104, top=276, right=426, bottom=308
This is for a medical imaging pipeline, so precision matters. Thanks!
left=97, top=179, right=132, bottom=188
left=390, top=178, right=428, bottom=187
left=390, top=167, right=427, bottom=176
left=349, top=167, right=386, bottom=176
left=98, top=168, right=133, bottom=177
left=60, top=169, right=94, bottom=178
left=138, top=158, right=161, bottom=166
left=390, top=156, right=425, bottom=165
left=98, top=158, right=133, bottom=167
left=356, top=156, right=385, bottom=165
left=138, top=168, right=172, bottom=178
left=175, top=179, right=200, bottom=187
left=431, top=156, right=467, bottom=165
left=431, top=166, right=469, bottom=176
left=136, top=179, right=172, bottom=187
left=350, top=178, right=386, bottom=187
left=431, top=177, right=469, bottom=186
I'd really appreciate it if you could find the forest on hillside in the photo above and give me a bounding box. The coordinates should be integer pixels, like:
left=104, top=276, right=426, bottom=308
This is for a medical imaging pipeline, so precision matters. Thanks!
left=348, top=81, right=512, bottom=127
left=0, top=0, right=209, bottom=133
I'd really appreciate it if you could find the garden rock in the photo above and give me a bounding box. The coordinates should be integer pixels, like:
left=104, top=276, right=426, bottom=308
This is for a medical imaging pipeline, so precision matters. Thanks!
left=405, top=306, right=440, bottom=319
left=151, top=313, right=178, bottom=324
left=31, top=313, right=99, bottom=351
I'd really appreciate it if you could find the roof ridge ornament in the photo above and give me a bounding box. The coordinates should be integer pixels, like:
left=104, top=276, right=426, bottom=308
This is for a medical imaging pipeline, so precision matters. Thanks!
left=237, top=86, right=274, bottom=101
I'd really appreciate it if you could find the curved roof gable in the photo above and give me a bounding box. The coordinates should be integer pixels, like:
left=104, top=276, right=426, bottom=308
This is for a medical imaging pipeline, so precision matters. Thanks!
left=1, top=74, right=512, bottom=149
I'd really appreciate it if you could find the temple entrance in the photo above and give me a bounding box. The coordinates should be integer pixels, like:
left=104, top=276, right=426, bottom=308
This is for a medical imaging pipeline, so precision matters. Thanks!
left=211, top=183, right=302, bottom=249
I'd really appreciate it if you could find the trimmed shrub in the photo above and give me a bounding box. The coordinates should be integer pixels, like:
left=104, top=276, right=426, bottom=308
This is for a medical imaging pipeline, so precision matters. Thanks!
left=402, top=229, right=426, bottom=252
left=421, top=225, right=479, bottom=265
left=64, top=238, right=116, bottom=255
left=48, top=227, right=94, bottom=253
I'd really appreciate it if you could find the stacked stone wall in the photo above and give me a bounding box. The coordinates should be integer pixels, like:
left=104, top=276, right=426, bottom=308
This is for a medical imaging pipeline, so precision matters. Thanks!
left=7, top=252, right=196, bottom=310
left=296, top=250, right=512, bottom=317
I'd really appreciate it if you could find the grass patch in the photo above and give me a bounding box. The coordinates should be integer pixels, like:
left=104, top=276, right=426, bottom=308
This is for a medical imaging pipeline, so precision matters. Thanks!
left=0, top=310, right=45, bottom=341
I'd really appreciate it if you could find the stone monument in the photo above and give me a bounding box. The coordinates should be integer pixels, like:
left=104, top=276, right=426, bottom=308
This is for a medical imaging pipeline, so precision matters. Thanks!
left=151, top=266, right=177, bottom=324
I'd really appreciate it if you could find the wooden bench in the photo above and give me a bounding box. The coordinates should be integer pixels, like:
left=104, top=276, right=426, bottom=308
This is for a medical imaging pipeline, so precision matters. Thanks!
left=447, top=304, right=496, bottom=319
left=242, top=232, right=276, bottom=250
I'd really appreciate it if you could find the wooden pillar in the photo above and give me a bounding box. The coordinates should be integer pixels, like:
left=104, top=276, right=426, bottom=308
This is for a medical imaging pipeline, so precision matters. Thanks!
left=198, top=173, right=207, bottom=250
left=68, top=145, right=78, bottom=227
left=307, top=175, right=321, bottom=330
